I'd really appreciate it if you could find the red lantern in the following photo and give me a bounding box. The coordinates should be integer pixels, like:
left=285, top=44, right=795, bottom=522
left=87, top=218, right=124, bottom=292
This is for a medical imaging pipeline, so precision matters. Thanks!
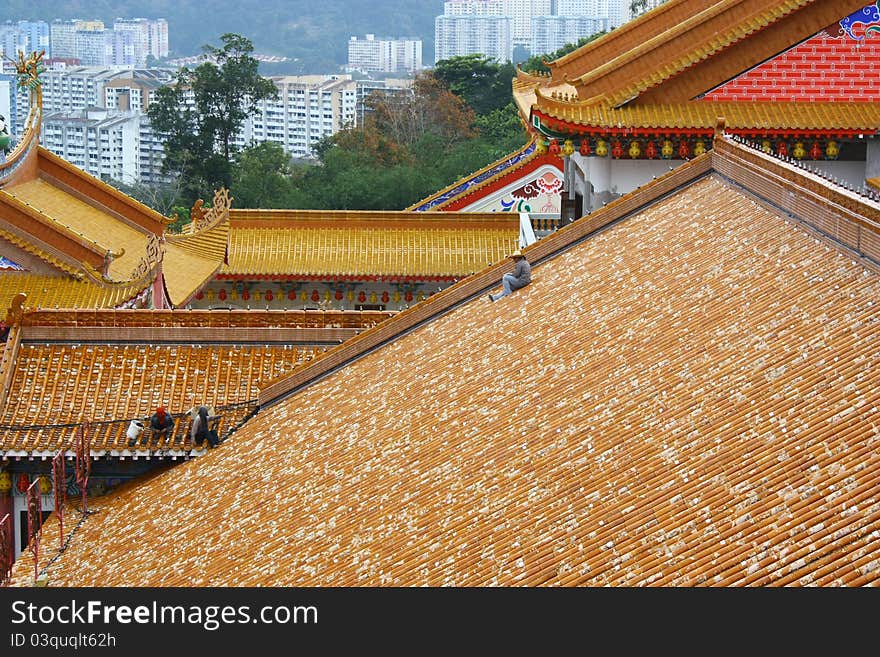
left=358, top=291, right=367, bottom=303
left=242, top=290, right=250, bottom=301
left=579, top=139, right=590, bottom=156
left=218, top=289, right=227, bottom=301
left=381, top=291, right=389, bottom=303
left=548, top=139, right=561, bottom=155
left=288, top=289, right=297, bottom=300
left=335, top=290, right=343, bottom=300
left=16, top=473, right=29, bottom=493
left=677, top=140, right=690, bottom=159
left=196, top=291, right=204, bottom=300
left=405, top=291, right=413, bottom=302
left=810, top=141, right=822, bottom=160
left=776, top=141, right=788, bottom=157
left=645, top=141, right=658, bottom=159
left=611, top=140, right=624, bottom=159
left=311, top=290, right=320, bottom=302
left=265, top=290, right=273, bottom=301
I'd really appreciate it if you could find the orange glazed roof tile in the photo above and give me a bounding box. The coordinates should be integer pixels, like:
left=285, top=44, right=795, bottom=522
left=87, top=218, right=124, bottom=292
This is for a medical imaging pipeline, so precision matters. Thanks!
left=518, top=0, right=878, bottom=135
left=868, top=177, right=880, bottom=192
left=224, top=210, right=519, bottom=279
left=15, top=150, right=880, bottom=585
left=525, top=95, right=880, bottom=135
left=162, top=214, right=230, bottom=307
left=2, top=179, right=149, bottom=281
left=0, top=272, right=147, bottom=312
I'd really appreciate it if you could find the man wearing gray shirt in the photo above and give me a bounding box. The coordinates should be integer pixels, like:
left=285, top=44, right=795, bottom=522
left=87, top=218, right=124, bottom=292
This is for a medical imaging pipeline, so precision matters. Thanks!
left=488, top=250, right=531, bottom=302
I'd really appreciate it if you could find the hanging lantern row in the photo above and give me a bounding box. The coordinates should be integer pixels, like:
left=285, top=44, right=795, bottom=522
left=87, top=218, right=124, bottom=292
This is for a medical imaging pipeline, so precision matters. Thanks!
left=536, top=136, right=711, bottom=160
left=537, top=135, right=842, bottom=161
left=194, top=285, right=425, bottom=305
left=758, top=138, right=839, bottom=160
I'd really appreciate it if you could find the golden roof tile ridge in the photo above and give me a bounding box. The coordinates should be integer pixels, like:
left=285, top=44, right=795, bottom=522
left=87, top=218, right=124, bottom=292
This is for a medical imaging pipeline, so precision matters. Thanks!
left=0, top=188, right=109, bottom=259
left=577, top=0, right=810, bottom=107
left=37, top=147, right=174, bottom=228
left=0, top=225, right=83, bottom=277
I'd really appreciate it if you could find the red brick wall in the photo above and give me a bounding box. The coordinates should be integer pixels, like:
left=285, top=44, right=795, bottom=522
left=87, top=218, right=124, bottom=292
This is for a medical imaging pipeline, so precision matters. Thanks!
left=705, top=34, right=880, bottom=102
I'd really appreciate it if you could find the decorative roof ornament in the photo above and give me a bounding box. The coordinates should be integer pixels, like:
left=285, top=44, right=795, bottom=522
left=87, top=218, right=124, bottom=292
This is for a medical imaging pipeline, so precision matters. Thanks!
left=7, top=49, right=46, bottom=109
left=129, top=234, right=164, bottom=282
left=5, top=292, right=27, bottom=327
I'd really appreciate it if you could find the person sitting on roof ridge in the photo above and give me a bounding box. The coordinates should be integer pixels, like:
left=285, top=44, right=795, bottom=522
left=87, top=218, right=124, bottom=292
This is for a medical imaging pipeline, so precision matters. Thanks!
left=488, top=250, right=531, bottom=302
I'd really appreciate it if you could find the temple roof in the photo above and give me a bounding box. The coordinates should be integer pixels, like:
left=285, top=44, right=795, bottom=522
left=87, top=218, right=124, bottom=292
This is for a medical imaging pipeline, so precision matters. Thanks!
left=0, top=272, right=147, bottom=311
left=529, top=98, right=880, bottom=136
left=13, top=136, right=880, bottom=586
left=223, top=210, right=519, bottom=280
left=407, top=140, right=556, bottom=212
left=516, top=0, right=880, bottom=136
left=0, top=308, right=393, bottom=456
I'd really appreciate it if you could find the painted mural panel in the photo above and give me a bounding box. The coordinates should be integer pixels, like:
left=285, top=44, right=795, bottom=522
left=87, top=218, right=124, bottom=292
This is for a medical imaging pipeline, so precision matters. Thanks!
left=463, top=166, right=564, bottom=213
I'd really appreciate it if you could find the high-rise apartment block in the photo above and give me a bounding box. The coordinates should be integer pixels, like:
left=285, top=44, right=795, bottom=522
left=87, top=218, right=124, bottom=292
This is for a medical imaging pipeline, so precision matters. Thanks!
left=47, top=18, right=168, bottom=67
left=241, top=75, right=358, bottom=159
left=435, top=2, right=513, bottom=64
left=9, top=66, right=174, bottom=184
left=347, top=35, right=423, bottom=74
left=531, top=15, right=608, bottom=55
left=502, top=0, right=552, bottom=47
left=433, top=0, right=643, bottom=63
left=0, top=21, right=50, bottom=59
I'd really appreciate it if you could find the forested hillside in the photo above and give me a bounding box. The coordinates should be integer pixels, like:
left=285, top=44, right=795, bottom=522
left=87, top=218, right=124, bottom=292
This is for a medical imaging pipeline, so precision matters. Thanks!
left=0, top=0, right=439, bottom=71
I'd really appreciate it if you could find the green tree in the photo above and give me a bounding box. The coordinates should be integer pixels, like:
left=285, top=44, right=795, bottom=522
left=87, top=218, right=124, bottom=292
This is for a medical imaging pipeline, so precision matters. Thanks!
left=230, top=141, right=294, bottom=208
left=147, top=33, right=278, bottom=203
left=432, top=54, right=516, bottom=116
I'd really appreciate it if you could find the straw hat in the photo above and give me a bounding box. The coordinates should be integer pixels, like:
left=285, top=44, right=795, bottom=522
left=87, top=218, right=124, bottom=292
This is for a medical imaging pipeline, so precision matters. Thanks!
left=509, top=250, right=524, bottom=259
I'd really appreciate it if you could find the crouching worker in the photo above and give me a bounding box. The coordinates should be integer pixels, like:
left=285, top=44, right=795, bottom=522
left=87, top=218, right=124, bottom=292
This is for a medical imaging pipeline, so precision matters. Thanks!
left=148, top=406, right=174, bottom=444
left=191, top=405, right=221, bottom=448
left=488, top=250, right=531, bottom=302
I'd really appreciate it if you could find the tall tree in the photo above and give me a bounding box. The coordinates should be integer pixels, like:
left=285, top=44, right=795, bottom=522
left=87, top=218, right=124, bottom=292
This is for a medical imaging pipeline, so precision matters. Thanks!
left=147, top=33, right=278, bottom=203
left=432, top=54, right=516, bottom=116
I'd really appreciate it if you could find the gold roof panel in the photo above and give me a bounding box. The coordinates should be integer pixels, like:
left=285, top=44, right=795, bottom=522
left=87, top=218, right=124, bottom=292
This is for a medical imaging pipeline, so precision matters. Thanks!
left=14, top=174, right=880, bottom=586
left=224, top=211, right=519, bottom=279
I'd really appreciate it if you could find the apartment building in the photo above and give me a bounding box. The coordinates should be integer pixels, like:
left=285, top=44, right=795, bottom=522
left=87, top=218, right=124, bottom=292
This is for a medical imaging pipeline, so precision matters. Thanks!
left=347, top=35, right=423, bottom=74
left=48, top=18, right=169, bottom=67
left=0, top=21, right=50, bottom=59
left=502, top=0, right=552, bottom=47
left=531, top=15, right=608, bottom=54
left=242, top=75, right=358, bottom=159
left=41, top=108, right=140, bottom=183
left=435, top=7, right=513, bottom=63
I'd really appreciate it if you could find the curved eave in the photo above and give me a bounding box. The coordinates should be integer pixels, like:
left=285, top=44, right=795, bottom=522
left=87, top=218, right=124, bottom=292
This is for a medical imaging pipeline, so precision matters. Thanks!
left=531, top=101, right=880, bottom=136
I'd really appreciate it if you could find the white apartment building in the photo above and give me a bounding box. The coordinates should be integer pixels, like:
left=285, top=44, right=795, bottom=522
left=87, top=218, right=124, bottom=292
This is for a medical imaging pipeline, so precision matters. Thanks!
left=147, top=19, right=169, bottom=60
left=355, top=78, right=414, bottom=125
left=113, top=19, right=169, bottom=65
left=41, top=108, right=140, bottom=184
left=75, top=25, right=114, bottom=66
left=435, top=14, right=513, bottom=63
left=502, top=0, right=552, bottom=47
left=531, top=15, right=608, bottom=55
left=347, top=35, right=423, bottom=74
left=241, top=75, right=358, bottom=159
left=555, top=0, right=605, bottom=16
left=48, top=18, right=168, bottom=67
left=49, top=20, right=78, bottom=59
left=0, top=21, right=50, bottom=59
left=14, top=66, right=174, bottom=184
